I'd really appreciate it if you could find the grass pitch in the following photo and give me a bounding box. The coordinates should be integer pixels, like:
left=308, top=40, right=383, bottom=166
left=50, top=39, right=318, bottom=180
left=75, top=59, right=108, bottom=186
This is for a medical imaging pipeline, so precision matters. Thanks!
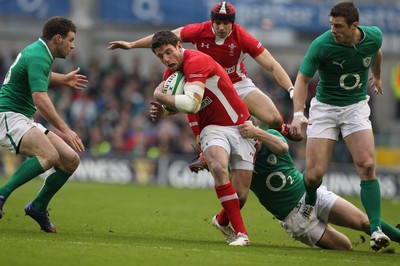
left=0, top=178, right=399, bottom=266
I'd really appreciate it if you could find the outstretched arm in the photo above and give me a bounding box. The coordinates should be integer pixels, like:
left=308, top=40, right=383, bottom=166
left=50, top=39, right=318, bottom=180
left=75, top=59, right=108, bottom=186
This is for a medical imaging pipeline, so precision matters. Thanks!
left=51, top=67, right=88, bottom=90
left=108, top=27, right=184, bottom=50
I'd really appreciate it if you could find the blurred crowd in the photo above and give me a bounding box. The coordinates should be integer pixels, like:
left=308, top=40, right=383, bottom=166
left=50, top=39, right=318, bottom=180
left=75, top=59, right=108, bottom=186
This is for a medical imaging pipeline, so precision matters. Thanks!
left=0, top=50, right=354, bottom=163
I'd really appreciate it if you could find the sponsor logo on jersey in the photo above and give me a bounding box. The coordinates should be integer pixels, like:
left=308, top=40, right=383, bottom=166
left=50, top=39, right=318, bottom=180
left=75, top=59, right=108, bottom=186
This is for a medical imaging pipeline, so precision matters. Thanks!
left=332, top=60, right=345, bottom=69
left=199, top=96, right=212, bottom=111
left=224, top=66, right=235, bottom=74
left=189, top=73, right=203, bottom=78
left=200, top=43, right=210, bottom=49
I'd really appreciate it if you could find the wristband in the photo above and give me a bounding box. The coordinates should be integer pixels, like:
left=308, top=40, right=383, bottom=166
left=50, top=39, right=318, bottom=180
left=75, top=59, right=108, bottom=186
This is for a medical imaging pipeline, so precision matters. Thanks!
left=293, top=111, right=304, bottom=118
left=293, top=111, right=308, bottom=123
left=288, top=87, right=294, bottom=99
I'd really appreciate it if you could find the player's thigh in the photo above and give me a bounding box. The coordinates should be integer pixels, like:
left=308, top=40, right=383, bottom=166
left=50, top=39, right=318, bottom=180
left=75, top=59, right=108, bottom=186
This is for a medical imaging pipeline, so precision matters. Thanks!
left=19, top=127, right=57, bottom=158
left=243, top=90, right=281, bottom=126
left=344, top=129, right=375, bottom=165
left=316, top=224, right=352, bottom=250
left=47, top=131, right=80, bottom=172
left=328, top=197, right=369, bottom=232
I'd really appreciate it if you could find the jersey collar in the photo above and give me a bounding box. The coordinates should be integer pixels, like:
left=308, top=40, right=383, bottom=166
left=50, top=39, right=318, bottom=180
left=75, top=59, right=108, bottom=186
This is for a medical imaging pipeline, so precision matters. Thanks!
left=38, top=38, right=54, bottom=61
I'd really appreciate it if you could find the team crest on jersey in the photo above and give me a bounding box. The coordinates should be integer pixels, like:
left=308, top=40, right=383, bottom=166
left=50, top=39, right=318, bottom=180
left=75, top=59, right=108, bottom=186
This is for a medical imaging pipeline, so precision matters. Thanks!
left=267, top=154, right=277, bottom=165
left=363, top=57, right=372, bottom=67
left=228, top=43, right=236, bottom=56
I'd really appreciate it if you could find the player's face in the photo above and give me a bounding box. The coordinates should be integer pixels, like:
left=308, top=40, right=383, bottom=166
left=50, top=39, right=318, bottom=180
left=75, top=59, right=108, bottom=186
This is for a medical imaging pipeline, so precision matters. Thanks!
left=56, top=31, right=75, bottom=59
left=330, top=16, right=358, bottom=45
left=154, top=43, right=183, bottom=72
left=212, top=20, right=233, bottom=38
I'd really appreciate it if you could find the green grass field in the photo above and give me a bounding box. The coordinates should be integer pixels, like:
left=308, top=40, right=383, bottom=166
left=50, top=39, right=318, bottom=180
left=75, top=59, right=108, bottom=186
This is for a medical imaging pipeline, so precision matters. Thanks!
left=0, top=178, right=399, bottom=266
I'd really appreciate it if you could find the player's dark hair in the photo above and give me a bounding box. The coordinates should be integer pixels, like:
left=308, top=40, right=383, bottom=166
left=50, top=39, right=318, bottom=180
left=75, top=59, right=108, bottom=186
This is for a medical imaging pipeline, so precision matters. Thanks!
left=42, top=16, right=76, bottom=40
left=151, top=31, right=179, bottom=53
left=330, top=2, right=359, bottom=26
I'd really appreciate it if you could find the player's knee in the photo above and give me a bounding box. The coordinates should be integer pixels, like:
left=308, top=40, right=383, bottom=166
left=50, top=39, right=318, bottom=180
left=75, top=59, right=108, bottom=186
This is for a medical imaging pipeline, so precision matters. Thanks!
left=39, top=148, right=60, bottom=170
left=64, top=152, right=80, bottom=173
left=356, top=160, right=375, bottom=178
left=304, top=170, right=324, bottom=187
left=341, top=241, right=353, bottom=251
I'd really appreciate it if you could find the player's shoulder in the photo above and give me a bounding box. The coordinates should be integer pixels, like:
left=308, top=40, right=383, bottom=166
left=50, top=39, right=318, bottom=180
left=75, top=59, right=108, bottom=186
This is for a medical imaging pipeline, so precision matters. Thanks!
left=185, top=49, right=213, bottom=62
left=359, top=25, right=383, bottom=39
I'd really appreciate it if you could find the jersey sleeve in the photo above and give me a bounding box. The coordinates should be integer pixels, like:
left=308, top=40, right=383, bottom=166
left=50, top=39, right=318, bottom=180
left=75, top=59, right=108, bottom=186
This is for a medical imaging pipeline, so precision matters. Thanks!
left=267, top=129, right=287, bottom=143
left=27, top=53, right=51, bottom=93
left=182, top=53, right=211, bottom=84
left=180, top=23, right=204, bottom=44
left=369, top=26, right=383, bottom=52
left=235, top=25, right=265, bottom=58
left=298, top=39, right=321, bottom=78
left=187, top=114, right=200, bottom=137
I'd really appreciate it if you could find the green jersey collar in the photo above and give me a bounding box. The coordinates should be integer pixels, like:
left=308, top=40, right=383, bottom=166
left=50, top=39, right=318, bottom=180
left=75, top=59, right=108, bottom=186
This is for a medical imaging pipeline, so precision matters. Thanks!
left=38, top=38, right=54, bottom=61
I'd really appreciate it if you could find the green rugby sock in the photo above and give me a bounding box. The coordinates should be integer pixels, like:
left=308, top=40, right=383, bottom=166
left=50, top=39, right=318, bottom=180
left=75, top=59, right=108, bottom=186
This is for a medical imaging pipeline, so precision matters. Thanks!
left=360, top=179, right=382, bottom=233
left=381, top=219, right=400, bottom=242
left=304, top=178, right=319, bottom=206
left=0, top=156, right=44, bottom=198
left=32, top=167, right=72, bottom=211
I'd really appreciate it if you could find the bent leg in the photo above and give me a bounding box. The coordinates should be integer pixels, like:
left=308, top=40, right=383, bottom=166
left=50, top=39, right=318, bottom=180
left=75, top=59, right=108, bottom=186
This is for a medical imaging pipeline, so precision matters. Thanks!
left=0, top=127, right=56, bottom=198
left=32, top=131, right=81, bottom=211
left=317, top=225, right=352, bottom=250
left=243, top=90, right=281, bottom=128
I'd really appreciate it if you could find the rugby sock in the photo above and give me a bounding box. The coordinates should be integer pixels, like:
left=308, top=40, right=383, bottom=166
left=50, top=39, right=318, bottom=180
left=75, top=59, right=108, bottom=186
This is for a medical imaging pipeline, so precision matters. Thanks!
left=215, top=182, right=247, bottom=235
left=216, top=209, right=229, bottom=226
left=0, top=156, right=45, bottom=198
left=32, top=167, right=72, bottom=212
left=360, top=179, right=382, bottom=233
left=303, top=178, right=318, bottom=206
left=380, top=219, right=400, bottom=242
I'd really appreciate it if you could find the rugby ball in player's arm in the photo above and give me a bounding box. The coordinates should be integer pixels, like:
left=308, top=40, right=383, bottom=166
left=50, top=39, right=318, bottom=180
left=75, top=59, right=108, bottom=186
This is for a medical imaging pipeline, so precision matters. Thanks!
left=162, top=71, right=186, bottom=113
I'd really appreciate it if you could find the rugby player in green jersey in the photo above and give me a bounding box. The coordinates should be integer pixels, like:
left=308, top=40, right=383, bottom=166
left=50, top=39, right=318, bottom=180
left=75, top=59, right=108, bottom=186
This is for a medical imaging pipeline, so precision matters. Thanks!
left=222, top=121, right=400, bottom=250
left=290, top=2, right=390, bottom=250
left=0, top=17, right=87, bottom=233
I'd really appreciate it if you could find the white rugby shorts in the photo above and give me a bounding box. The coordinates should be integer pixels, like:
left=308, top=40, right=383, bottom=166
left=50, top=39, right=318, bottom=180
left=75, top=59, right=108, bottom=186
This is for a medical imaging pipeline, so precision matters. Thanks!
left=279, top=186, right=339, bottom=246
left=200, top=124, right=255, bottom=171
left=307, top=96, right=372, bottom=140
left=0, top=112, right=47, bottom=154
left=234, top=77, right=262, bottom=100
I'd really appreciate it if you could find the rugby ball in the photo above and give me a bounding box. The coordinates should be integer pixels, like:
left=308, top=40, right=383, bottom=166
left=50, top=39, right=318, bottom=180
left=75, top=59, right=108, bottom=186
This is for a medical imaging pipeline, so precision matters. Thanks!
left=162, top=71, right=185, bottom=112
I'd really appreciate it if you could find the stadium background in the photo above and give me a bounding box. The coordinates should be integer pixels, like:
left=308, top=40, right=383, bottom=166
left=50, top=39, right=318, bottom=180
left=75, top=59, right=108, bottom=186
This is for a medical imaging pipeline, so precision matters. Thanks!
left=0, top=0, right=399, bottom=198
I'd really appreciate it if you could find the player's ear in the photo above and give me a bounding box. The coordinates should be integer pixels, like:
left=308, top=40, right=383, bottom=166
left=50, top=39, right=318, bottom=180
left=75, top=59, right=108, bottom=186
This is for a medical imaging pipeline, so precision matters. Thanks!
left=53, top=34, right=62, bottom=44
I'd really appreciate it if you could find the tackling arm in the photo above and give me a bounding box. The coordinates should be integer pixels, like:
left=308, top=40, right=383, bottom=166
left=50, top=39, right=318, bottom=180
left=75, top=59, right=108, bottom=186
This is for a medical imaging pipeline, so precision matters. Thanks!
left=239, top=122, right=288, bottom=155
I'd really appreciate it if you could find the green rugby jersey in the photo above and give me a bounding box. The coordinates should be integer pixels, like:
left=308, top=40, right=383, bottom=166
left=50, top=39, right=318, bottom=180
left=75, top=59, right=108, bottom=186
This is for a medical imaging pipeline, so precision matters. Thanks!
left=299, top=26, right=382, bottom=106
left=0, top=38, right=53, bottom=118
left=250, top=129, right=305, bottom=220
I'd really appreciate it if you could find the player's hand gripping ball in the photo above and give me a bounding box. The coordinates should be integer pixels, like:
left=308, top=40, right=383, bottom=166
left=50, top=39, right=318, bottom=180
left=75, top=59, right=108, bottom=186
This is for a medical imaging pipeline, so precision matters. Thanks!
left=162, top=71, right=185, bottom=112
